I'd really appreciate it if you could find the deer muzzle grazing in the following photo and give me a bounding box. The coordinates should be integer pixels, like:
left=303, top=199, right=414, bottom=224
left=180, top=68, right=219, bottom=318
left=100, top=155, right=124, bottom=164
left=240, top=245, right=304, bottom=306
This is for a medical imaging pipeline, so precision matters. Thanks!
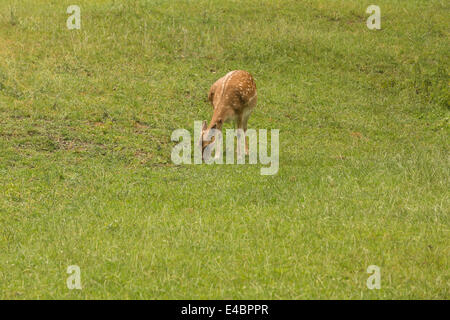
left=200, top=70, right=257, bottom=160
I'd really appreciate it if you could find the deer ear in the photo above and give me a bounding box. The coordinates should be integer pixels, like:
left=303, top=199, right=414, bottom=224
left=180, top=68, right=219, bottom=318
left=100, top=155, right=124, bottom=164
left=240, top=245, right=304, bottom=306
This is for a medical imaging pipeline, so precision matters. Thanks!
left=202, top=120, right=208, bottom=131
left=211, top=123, right=217, bottom=130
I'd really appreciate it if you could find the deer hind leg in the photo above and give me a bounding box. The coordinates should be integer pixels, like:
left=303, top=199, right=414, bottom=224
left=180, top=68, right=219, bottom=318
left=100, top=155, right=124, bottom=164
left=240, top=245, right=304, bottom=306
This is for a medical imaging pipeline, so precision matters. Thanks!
left=242, top=109, right=254, bottom=156
left=236, top=115, right=245, bottom=161
left=243, top=116, right=249, bottom=156
left=243, top=94, right=257, bottom=155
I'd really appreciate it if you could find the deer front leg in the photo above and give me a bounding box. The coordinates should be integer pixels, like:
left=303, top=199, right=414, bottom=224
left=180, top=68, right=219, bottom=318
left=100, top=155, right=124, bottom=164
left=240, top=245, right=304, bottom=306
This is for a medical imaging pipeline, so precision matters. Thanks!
left=214, top=129, right=222, bottom=161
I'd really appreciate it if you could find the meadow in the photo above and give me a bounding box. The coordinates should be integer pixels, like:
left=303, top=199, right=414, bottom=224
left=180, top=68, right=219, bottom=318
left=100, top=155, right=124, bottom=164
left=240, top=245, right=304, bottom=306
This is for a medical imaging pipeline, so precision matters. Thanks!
left=0, top=0, right=448, bottom=299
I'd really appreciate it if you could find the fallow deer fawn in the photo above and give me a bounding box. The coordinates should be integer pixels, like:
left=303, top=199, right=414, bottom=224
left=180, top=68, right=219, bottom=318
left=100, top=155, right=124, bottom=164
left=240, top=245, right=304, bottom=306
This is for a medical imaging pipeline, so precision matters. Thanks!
left=200, top=70, right=257, bottom=159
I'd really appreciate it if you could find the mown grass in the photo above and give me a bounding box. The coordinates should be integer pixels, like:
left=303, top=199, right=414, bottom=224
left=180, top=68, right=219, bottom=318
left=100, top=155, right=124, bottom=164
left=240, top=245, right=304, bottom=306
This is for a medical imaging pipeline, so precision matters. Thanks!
left=0, top=0, right=448, bottom=299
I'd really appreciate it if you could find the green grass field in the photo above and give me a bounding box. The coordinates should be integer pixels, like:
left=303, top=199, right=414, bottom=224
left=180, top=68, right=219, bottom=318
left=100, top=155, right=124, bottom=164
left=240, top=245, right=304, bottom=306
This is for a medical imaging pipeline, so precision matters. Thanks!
left=0, top=0, right=448, bottom=299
